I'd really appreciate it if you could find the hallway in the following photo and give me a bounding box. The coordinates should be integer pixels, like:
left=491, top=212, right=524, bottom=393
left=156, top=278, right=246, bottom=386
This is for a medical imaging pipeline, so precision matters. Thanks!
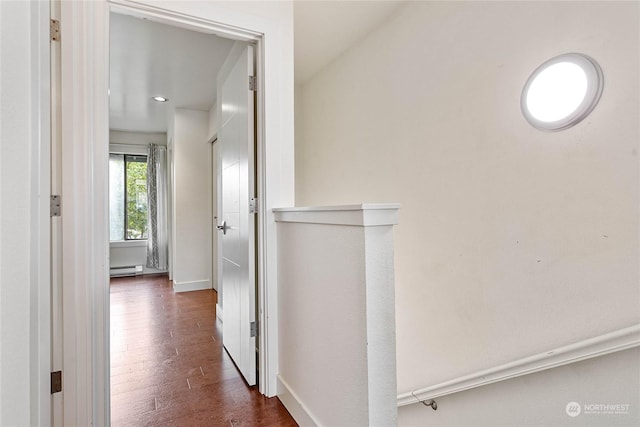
left=110, top=275, right=297, bottom=426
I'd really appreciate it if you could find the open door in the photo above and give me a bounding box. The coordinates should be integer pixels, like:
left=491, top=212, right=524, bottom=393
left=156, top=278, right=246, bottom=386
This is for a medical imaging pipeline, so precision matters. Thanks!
left=218, top=44, right=257, bottom=386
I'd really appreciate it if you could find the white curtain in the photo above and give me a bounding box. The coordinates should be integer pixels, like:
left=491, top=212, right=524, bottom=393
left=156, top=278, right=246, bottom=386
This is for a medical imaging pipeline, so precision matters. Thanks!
left=146, top=144, right=168, bottom=270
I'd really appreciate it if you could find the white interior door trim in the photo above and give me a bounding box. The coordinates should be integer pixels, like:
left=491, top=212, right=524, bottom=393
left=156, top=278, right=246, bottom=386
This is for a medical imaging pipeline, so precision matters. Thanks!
left=108, top=0, right=263, bottom=42
left=30, top=0, right=52, bottom=424
left=59, top=1, right=110, bottom=424
left=60, top=1, right=293, bottom=423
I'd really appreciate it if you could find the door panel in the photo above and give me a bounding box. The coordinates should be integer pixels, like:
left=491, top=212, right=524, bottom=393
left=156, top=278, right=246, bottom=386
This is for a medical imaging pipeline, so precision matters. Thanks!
left=219, top=44, right=256, bottom=386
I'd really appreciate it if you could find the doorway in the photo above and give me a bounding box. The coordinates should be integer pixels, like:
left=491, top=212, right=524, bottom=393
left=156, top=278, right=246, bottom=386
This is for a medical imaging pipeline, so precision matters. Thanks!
left=107, top=10, right=258, bottom=423
left=108, top=11, right=232, bottom=286
left=57, top=1, right=292, bottom=424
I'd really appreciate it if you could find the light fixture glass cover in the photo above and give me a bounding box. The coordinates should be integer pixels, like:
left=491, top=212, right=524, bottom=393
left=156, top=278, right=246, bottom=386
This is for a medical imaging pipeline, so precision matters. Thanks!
left=152, top=96, right=169, bottom=102
left=521, top=53, right=603, bottom=131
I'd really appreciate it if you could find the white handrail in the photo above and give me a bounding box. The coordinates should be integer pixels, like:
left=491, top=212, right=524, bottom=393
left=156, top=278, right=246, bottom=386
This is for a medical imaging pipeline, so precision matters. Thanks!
left=398, top=323, right=640, bottom=406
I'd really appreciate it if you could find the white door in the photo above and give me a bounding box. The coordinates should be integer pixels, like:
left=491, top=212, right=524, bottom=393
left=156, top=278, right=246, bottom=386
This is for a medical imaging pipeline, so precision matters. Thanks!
left=218, top=44, right=257, bottom=386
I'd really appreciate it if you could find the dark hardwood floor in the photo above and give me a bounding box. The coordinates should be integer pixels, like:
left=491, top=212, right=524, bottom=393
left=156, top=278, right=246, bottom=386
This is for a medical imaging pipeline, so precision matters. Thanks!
left=110, top=274, right=297, bottom=426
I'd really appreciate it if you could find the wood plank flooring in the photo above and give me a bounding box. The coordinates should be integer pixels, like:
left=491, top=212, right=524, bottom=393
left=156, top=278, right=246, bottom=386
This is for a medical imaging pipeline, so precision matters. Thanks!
left=110, top=274, right=297, bottom=426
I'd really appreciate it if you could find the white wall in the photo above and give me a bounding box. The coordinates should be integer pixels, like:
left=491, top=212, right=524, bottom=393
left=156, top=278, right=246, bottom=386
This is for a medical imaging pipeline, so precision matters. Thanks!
left=0, top=1, right=32, bottom=423
left=294, top=83, right=304, bottom=161
left=109, top=241, right=149, bottom=271
left=399, top=347, right=639, bottom=426
left=0, top=1, right=50, bottom=424
left=109, top=130, right=167, bottom=146
left=295, top=1, right=640, bottom=425
left=172, top=108, right=212, bottom=292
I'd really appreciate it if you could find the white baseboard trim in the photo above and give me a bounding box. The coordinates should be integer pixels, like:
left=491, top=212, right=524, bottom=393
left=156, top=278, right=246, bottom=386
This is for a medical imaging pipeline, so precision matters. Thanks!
left=216, top=303, right=223, bottom=321
left=173, top=279, right=211, bottom=293
left=397, top=323, right=640, bottom=406
left=109, top=265, right=143, bottom=277
left=277, top=375, right=321, bottom=427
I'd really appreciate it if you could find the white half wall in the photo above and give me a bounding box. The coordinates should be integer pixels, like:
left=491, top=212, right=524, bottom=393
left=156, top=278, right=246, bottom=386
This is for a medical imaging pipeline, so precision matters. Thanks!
left=172, top=108, right=212, bottom=292
left=295, top=1, right=640, bottom=425
left=275, top=204, right=399, bottom=427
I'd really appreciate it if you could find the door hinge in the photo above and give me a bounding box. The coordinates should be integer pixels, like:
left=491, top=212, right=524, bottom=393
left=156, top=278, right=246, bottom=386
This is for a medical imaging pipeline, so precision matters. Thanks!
left=250, top=321, right=257, bottom=338
left=50, top=195, right=61, bottom=217
left=249, top=76, right=256, bottom=92
left=249, top=197, right=258, bottom=214
left=51, top=371, right=62, bottom=394
left=50, top=19, right=60, bottom=42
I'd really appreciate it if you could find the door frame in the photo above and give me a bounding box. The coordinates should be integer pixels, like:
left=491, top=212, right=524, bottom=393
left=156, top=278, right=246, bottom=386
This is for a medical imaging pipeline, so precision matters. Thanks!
left=29, top=0, right=53, bottom=424
left=59, top=0, right=294, bottom=424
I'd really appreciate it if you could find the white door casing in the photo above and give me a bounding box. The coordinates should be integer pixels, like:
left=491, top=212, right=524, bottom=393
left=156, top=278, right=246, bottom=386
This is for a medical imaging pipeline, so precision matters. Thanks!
left=59, top=1, right=111, bottom=424
left=219, top=44, right=257, bottom=386
left=50, top=0, right=63, bottom=424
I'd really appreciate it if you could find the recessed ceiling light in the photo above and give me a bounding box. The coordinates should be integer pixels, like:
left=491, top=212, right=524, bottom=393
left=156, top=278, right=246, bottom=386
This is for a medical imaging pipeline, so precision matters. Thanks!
left=152, top=96, right=169, bottom=103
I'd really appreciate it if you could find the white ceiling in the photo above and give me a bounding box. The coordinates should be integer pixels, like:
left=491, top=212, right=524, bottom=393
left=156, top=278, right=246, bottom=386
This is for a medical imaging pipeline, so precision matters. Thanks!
left=109, top=13, right=234, bottom=133
left=109, top=2, right=405, bottom=133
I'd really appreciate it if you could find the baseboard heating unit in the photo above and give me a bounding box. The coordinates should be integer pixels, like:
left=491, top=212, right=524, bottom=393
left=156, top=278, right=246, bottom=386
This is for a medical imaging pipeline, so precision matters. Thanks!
left=110, top=265, right=143, bottom=277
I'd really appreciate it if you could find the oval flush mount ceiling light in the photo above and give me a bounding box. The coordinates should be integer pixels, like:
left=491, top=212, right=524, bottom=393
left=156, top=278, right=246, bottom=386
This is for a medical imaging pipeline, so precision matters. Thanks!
left=152, top=96, right=169, bottom=102
left=521, top=53, right=603, bottom=131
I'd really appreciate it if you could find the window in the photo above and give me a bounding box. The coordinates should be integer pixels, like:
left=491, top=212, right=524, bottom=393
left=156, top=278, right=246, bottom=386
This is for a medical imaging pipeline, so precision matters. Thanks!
left=109, top=154, right=148, bottom=241
left=521, top=53, right=603, bottom=131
